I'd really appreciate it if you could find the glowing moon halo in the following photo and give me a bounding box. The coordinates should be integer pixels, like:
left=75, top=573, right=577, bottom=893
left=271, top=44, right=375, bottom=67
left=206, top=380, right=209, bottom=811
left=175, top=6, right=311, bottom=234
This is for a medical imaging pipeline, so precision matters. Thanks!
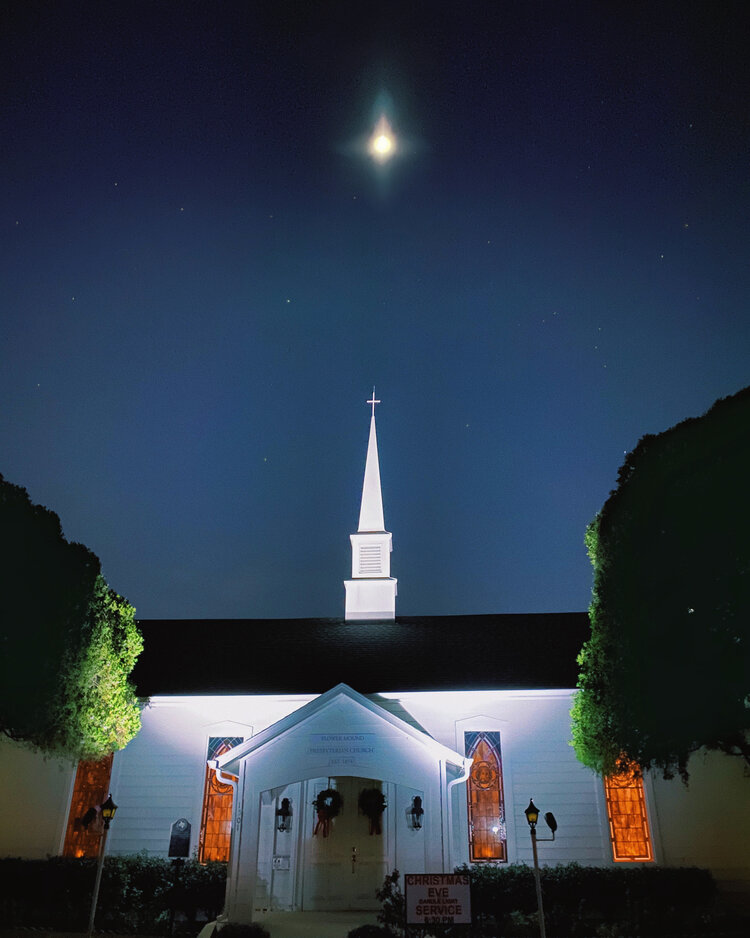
left=368, top=115, right=396, bottom=163
left=373, top=134, right=393, bottom=156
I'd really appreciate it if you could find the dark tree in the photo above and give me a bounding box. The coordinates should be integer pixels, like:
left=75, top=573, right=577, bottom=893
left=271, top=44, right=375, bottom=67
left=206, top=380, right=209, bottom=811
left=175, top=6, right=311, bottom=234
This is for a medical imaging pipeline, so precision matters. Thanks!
left=0, top=474, right=142, bottom=759
left=572, top=388, right=750, bottom=780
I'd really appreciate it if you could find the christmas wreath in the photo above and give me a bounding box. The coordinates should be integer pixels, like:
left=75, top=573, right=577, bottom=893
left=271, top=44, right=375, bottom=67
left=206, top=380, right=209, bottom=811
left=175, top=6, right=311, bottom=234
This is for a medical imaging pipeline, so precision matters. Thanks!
left=358, top=787, right=387, bottom=835
left=312, top=788, right=342, bottom=837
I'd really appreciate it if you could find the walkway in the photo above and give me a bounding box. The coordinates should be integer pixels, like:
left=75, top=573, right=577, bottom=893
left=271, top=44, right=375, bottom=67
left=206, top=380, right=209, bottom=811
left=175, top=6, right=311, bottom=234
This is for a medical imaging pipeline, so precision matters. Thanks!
left=250, top=910, right=380, bottom=937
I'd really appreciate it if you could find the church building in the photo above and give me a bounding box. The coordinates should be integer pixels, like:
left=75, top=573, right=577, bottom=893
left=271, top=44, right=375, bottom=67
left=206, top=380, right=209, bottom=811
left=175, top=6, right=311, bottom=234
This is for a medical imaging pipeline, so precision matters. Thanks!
left=1, top=404, right=748, bottom=921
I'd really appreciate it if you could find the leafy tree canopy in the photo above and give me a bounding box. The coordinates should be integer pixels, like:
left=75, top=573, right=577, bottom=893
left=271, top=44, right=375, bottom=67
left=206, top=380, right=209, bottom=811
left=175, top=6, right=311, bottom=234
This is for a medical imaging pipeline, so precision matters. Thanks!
left=572, top=387, right=750, bottom=780
left=0, top=474, right=143, bottom=760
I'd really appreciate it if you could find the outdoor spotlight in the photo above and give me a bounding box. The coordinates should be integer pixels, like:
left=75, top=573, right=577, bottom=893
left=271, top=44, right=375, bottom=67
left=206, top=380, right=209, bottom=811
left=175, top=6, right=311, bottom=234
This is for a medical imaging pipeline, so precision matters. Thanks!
left=100, top=794, right=118, bottom=830
left=524, top=798, right=539, bottom=828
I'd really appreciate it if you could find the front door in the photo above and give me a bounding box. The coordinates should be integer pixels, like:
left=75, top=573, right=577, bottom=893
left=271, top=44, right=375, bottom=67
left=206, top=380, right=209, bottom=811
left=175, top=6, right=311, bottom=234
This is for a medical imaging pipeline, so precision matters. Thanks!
left=302, top=776, right=388, bottom=911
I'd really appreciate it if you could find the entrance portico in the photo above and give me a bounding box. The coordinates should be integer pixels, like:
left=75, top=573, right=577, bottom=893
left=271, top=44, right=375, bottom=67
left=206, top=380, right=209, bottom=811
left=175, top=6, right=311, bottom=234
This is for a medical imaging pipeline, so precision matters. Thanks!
left=214, top=684, right=471, bottom=923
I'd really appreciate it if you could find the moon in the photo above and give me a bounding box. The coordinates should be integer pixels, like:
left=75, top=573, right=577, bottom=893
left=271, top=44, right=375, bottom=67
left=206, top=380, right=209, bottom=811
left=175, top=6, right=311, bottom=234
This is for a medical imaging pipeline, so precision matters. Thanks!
left=368, top=115, right=396, bottom=163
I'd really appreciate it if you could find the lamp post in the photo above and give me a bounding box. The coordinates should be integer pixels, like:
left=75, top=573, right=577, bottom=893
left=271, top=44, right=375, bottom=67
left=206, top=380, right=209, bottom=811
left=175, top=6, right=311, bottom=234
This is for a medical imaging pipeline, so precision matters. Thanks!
left=524, top=799, right=557, bottom=938
left=87, top=794, right=117, bottom=938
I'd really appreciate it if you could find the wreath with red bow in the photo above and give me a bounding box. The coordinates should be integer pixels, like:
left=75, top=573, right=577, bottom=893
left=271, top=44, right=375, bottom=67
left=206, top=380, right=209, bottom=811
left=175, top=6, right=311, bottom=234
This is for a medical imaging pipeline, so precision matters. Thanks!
left=312, top=788, right=342, bottom=837
left=359, top=787, right=387, bottom=835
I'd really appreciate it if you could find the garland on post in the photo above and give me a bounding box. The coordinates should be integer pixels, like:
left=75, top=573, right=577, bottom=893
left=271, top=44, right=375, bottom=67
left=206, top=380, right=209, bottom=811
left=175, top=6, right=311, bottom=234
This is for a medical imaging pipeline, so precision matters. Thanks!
left=312, top=788, right=341, bottom=837
left=358, top=787, right=387, bottom=835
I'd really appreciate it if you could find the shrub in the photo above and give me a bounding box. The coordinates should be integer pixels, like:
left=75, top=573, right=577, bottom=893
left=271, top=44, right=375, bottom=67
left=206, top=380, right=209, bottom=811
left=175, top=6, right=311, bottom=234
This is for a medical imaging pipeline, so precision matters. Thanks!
left=375, top=868, right=405, bottom=935
left=217, top=924, right=271, bottom=938
left=347, top=926, right=397, bottom=938
left=457, top=862, right=721, bottom=937
left=0, top=855, right=227, bottom=934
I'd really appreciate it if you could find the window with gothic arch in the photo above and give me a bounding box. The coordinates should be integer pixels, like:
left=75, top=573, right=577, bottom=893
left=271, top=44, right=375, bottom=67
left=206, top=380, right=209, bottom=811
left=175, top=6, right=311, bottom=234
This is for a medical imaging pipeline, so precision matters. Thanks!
left=198, top=737, right=243, bottom=863
left=604, top=764, right=654, bottom=862
left=62, top=754, right=113, bottom=857
left=465, top=731, right=507, bottom=862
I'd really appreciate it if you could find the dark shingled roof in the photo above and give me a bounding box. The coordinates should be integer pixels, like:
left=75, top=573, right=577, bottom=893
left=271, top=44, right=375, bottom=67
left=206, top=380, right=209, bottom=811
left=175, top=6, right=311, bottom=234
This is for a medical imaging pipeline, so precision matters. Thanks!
left=132, top=613, right=590, bottom=697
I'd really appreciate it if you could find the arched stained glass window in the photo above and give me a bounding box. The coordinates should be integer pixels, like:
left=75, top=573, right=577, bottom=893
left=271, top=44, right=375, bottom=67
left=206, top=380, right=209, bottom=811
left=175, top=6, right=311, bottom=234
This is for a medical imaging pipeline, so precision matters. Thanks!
left=604, top=764, right=654, bottom=862
left=62, top=754, right=113, bottom=857
left=465, top=731, right=506, bottom=862
left=198, top=736, right=242, bottom=863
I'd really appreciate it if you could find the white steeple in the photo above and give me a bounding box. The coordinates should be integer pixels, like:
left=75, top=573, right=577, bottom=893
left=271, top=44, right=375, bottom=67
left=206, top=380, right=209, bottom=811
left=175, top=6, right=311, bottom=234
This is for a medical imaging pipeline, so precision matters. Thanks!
left=344, top=391, right=397, bottom=621
left=358, top=403, right=385, bottom=532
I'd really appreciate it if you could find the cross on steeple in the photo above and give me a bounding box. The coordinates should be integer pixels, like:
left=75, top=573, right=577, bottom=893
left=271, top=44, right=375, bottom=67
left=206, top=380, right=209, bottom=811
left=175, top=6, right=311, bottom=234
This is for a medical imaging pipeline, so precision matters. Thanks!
left=367, top=388, right=381, bottom=417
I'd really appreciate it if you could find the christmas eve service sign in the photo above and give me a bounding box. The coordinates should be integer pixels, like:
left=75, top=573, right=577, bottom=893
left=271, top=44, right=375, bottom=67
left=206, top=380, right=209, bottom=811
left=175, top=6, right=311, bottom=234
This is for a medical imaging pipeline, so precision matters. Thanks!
left=405, top=873, right=471, bottom=925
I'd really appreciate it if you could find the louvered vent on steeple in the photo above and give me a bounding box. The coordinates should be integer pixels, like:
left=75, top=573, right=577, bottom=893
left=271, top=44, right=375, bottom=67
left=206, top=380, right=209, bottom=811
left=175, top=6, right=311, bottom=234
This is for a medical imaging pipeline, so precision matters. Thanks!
left=358, top=544, right=383, bottom=575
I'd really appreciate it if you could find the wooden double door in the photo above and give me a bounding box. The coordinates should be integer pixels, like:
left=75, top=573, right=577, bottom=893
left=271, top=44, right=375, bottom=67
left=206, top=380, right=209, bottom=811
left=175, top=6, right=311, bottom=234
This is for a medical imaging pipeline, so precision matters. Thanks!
left=302, top=776, right=388, bottom=911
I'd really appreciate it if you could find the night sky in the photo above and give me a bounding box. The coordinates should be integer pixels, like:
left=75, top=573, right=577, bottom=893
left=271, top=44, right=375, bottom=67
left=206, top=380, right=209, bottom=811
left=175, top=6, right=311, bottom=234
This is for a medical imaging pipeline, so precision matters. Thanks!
left=3, top=2, right=749, bottom=620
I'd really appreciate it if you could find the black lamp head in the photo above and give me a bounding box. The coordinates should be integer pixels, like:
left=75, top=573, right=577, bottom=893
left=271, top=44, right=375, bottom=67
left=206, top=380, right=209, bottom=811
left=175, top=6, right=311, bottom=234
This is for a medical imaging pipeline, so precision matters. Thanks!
left=524, top=798, right=539, bottom=828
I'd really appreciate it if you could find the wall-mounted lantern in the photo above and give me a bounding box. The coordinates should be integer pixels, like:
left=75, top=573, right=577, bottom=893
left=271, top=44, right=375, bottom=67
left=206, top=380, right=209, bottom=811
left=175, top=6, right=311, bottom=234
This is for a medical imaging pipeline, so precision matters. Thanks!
left=276, top=797, right=292, bottom=832
left=409, top=795, right=424, bottom=830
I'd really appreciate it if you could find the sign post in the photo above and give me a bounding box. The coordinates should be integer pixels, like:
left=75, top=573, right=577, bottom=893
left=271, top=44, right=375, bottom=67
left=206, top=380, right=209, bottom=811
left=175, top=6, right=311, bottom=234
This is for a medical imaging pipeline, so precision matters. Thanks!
left=405, top=873, right=471, bottom=934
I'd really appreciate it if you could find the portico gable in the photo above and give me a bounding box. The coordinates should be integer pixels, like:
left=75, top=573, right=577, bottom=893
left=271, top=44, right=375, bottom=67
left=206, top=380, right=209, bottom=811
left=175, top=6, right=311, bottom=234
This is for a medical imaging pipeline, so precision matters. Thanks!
left=214, top=684, right=470, bottom=921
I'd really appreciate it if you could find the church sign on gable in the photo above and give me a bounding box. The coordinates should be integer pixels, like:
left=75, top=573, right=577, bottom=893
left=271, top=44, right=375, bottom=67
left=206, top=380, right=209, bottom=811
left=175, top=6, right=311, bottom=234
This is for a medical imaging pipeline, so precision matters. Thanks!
left=307, top=733, right=377, bottom=767
left=405, top=873, right=471, bottom=925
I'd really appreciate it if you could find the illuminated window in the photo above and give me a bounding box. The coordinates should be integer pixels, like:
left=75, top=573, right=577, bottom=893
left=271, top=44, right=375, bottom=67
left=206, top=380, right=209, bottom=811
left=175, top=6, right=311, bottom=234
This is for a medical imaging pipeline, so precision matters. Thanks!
left=465, top=731, right=506, bottom=862
left=604, top=765, right=654, bottom=862
left=62, top=754, right=113, bottom=857
left=198, top=736, right=242, bottom=863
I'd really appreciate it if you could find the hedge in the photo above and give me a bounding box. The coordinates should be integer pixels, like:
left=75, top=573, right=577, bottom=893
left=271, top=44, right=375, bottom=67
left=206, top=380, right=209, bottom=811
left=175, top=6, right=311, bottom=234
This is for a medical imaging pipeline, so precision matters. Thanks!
left=0, top=855, right=227, bottom=934
left=3, top=858, right=747, bottom=937
left=463, top=862, right=720, bottom=936
left=377, top=864, right=748, bottom=937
